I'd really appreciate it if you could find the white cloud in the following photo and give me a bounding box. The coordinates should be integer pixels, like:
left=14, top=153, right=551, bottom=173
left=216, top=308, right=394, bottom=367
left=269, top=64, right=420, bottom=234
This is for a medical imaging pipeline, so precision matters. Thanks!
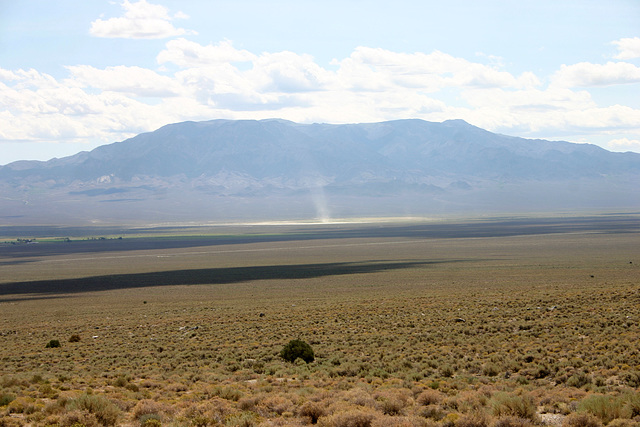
left=2, top=42, right=640, bottom=157
left=66, top=65, right=182, bottom=97
left=463, top=87, right=595, bottom=112
left=552, top=62, right=640, bottom=87
left=0, top=67, right=173, bottom=144
left=158, top=38, right=256, bottom=67
left=612, top=37, right=640, bottom=60
left=607, top=137, right=640, bottom=152
left=337, top=47, right=539, bottom=91
left=251, top=51, right=332, bottom=93
left=90, top=0, right=195, bottom=39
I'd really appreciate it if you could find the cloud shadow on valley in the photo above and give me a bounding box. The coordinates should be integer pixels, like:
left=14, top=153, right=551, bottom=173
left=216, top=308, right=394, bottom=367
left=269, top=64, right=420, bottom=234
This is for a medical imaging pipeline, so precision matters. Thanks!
left=0, top=259, right=466, bottom=302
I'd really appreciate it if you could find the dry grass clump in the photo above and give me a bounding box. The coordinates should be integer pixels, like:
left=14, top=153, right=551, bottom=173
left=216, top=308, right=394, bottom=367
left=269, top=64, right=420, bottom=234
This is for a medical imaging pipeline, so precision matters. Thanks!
left=416, top=389, right=445, bottom=406
left=67, top=393, right=121, bottom=426
left=489, top=392, right=537, bottom=421
left=317, top=408, right=377, bottom=427
left=58, top=409, right=102, bottom=427
left=607, top=420, right=640, bottom=427
left=132, top=399, right=173, bottom=423
left=300, top=400, right=327, bottom=424
left=562, top=412, right=604, bottom=427
left=454, top=411, right=491, bottom=427
left=492, top=417, right=537, bottom=427
left=178, top=397, right=235, bottom=425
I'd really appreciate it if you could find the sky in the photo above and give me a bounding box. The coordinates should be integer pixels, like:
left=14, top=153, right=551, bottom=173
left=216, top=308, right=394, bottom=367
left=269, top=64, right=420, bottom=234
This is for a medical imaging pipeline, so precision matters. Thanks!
left=0, top=0, right=639, bottom=165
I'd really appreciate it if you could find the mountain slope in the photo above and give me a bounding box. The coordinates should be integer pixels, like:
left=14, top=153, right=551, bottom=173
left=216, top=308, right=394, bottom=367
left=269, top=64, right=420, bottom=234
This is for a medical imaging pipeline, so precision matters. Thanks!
left=1, top=119, right=639, bottom=223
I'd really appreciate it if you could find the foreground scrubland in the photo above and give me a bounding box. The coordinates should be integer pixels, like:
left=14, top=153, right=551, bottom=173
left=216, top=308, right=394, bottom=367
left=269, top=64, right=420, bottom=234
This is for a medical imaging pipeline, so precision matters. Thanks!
left=0, top=217, right=639, bottom=426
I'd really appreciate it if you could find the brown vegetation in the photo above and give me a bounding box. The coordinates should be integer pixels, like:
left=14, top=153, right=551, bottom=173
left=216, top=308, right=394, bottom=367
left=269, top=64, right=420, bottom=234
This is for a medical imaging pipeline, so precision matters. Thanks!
left=0, top=217, right=638, bottom=426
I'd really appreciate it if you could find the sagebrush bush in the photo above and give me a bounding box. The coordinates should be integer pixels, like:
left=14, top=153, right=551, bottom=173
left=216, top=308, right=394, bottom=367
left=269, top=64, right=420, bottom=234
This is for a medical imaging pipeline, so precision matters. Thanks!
left=280, top=339, right=315, bottom=363
left=300, top=401, right=326, bottom=424
left=562, top=412, right=603, bottom=427
left=318, top=409, right=376, bottom=427
left=455, top=410, right=490, bottom=427
left=567, top=372, right=592, bottom=389
left=0, top=392, right=15, bottom=406
left=490, top=392, right=537, bottom=420
left=139, top=413, right=162, bottom=426
left=493, top=416, right=536, bottom=427
left=416, top=389, right=443, bottom=406
left=621, top=372, right=640, bottom=388
left=607, top=420, right=640, bottom=427
left=225, top=411, right=260, bottom=426
left=45, top=339, right=61, bottom=348
left=60, top=409, right=101, bottom=427
left=68, top=393, right=120, bottom=426
left=133, top=399, right=169, bottom=421
left=578, top=395, right=625, bottom=425
left=623, top=392, right=640, bottom=419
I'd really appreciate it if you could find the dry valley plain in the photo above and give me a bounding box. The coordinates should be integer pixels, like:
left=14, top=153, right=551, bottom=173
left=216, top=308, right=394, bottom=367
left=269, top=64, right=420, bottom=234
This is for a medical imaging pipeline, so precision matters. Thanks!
left=0, top=215, right=639, bottom=427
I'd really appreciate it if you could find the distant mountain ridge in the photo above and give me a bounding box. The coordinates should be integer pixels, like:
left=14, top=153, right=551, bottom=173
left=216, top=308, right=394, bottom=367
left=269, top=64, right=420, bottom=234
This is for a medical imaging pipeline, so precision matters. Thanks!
left=1, top=119, right=639, bottom=224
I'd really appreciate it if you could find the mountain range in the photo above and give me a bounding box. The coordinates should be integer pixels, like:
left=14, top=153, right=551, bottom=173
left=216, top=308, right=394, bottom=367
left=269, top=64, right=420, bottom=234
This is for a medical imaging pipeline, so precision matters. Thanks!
left=1, top=118, right=639, bottom=224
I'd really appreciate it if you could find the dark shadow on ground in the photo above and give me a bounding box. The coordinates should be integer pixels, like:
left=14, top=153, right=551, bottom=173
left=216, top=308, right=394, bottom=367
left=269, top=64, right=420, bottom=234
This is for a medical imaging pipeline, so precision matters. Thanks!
left=0, top=259, right=464, bottom=302
left=1, top=215, right=638, bottom=261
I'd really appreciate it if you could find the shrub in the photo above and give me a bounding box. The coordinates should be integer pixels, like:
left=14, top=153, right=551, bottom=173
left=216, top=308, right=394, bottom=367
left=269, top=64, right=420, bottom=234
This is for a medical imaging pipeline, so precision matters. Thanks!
left=45, top=339, right=61, bottom=348
left=418, top=404, right=445, bottom=421
left=280, top=339, right=315, bottom=363
left=68, top=393, right=120, bottom=426
left=0, top=392, right=15, bottom=406
left=621, top=371, right=640, bottom=388
left=567, top=372, right=592, bottom=389
left=299, top=401, right=326, bottom=424
left=60, top=409, right=101, bottom=427
left=623, top=392, right=640, bottom=419
left=578, top=395, right=625, bottom=425
left=133, top=399, right=168, bottom=421
left=258, top=395, right=294, bottom=415
left=490, top=392, right=537, bottom=420
left=493, top=416, right=536, bottom=427
left=112, top=376, right=127, bottom=387
left=69, top=334, right=81, bottom=343
left=417, top=389, right=443, bottom=406
left=440, top=365, right=454, bottom=378
left=317, top=409, right=376, bottom=427
left=225, top=411, right=260, bottom=427
left=372, top=415, right=433, bottom=427
left=374, top=389, right=411, bottom=416
left=562, top=412, right=603, bottom=427
left=456, top=411, right=490, bottom=427
left=139, top=413, right=162, bottom=426
left=607, top=420, right=639, bottom=427
left=208, top=385, right=243, bottom=401
left=7, top=396, right=36, bottom=414
left=482, top=363, right=500, bottom=377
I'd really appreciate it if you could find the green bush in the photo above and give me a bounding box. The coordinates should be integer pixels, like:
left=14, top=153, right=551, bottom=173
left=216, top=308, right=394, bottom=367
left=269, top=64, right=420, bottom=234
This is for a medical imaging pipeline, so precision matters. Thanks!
left=623, top=392, right=640, bottom=418
left=578, top=394, right=625, bottom=425
left=0, top=392, right=16, bottom=406
left=45, top=339, right=61, bottom=348
left=567, top=372, right=592, bottom=388
left=68, top=393, right=121, bottom=426
left=621, top=371, right=640, bottom=388
left=139, top=413, right=162, bottom=426
left=280, top=339, right=314, bottom=363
